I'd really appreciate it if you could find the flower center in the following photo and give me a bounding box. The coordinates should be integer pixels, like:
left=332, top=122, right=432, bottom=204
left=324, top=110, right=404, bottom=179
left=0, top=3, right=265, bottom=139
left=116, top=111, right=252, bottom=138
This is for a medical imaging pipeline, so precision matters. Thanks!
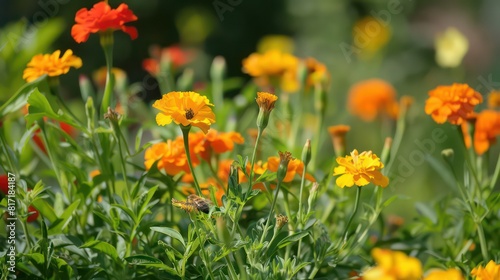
left=185, top=108, right=195, bottom=120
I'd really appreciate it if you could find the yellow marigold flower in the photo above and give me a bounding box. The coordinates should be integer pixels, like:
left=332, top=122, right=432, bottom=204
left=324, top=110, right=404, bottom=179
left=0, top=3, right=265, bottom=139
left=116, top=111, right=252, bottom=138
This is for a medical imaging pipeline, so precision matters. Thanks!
left=471, top=260, right=500, bottom=280
left=353, top=16, right=391, bottom=58
left=23, top=50, right=82, bottom=82
left=488, top=90, right=500, bottom=109
left=434, top=27, right=469, bottom=68
left=333, top=149, right=389, bottom=188
left=363, top=248, right=423, bottom=280
left=424, top=268, right=463, bottom=280
left=242, top=50, right=299, bottom=92
left=348, top=79, right=399, bottom=121
left=425, top=83, right=483, bottom=125
left=152, top=91, right=216, bottom=134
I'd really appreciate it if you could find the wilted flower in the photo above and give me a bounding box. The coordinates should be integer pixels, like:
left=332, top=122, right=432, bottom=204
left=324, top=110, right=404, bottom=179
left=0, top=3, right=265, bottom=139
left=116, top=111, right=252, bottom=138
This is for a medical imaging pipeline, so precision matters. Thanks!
left=425, top=83, right=482, bottom=125
left=434, top=27, right=469, bottom=68
left=471, top=260, right=500, bottom=280
left=333, top=149, right=389, bottom=188
left=23, top=50, right=82, bottom=82
left=348, top=79, right=399, bottom=121
left=424, top=268, right=463, bottom=280
left=275, top=214, right=288, bottom=230
left=71, top=1, right=138, bottom=43
left=363, top=248, right=422, bottom=280
left=152, top=91, right=216, bottom=134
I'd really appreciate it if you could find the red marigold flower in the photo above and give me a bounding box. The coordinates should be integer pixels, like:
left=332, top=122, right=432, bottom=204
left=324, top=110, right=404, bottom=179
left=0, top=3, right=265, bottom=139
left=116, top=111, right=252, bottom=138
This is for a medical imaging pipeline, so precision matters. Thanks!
left=27, top=205, right=39, bottom=223
left=425, top=83, right=483, bottom=125
left=71, top=1, right=138, bottom=43
left=0, top=175, right=8, bottom=195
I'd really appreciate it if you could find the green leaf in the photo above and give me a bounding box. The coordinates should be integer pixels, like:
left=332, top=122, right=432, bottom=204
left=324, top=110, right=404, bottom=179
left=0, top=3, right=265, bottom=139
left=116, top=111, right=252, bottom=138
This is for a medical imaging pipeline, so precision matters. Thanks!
left=277, top=231, right=309, bottom=248
left=151, top=227, right=186, bottom=248
left=125, top=255, right=163, bottom=265
left=112, top=203, right=137, bottom=224
left=415, top=202, right=438, bottom=225
left=48, top=199, right=81, bottom=235
left=136, top=186, right=158, bottom=221
left=80, top=240, right=119, bottom=262
left=0, top=75, right=49, bottom=118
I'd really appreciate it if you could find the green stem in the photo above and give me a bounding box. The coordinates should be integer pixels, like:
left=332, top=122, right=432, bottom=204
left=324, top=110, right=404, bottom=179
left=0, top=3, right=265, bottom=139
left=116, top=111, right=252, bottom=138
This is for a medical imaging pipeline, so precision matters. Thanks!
left=224, top=255, right=239, bottom=280
left=244, top=127, right=263, bottom=199
left=100, top=31, right=115, bottom=116
left=181, top=126, right=202, bottom=196
left=0, top=129, right=16, bottom=172
left=259, top=180, right=283, bottom=244
left=476, top=221, right=489, bottom=261
left=489, top=153, right=500, bottom=190
left=342, top=186, right=362, bottom=243
left=20, top=216, right=32, bottom=251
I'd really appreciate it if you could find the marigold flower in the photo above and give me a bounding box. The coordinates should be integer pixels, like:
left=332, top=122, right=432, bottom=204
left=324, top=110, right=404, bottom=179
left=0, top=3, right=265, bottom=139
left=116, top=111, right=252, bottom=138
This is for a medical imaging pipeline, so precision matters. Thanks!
left=256, top=92, right=278, bottom=129
left=425, top=83, right=483, bottom=125
left=265, top=156, right=315, bottom=183
left=205, top=129, right=245, bottom=155
left=471, top=260, right=500, bottom=280
left=363, top=248, right=422, bottom=280
left=89, top=170, right=101, bottom=179
left=328, top=125, right=350, bottom=157
left=23, top=50, right=82, bottom=82
left=182, top=178, right=225, bottom=206
left=242, top=50, right=299, bottom=92
left=348, top=79, right=399, bottom=121
left=71, top=1, right=138, bottom=43
left=144, top=140, right=191, bottom=176
left=333, top=149, right=389, bottom=188
left=153, top=91, right=216, bottom=134
left=473, top=110, right=500, bottom=155
left=305, top=57, right=329, bottom=87
left=353, top=16, right=391, bottom=58
left=434, top=27, right=469, bottom=68
left=143, top=45, right=194, bottom=76
left=424, top=268, right=463, bottom=280
left=488, top=90, right=500, bottom=109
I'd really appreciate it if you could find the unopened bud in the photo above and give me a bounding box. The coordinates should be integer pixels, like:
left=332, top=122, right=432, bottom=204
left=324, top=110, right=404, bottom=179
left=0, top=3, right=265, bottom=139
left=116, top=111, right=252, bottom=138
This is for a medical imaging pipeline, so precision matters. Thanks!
left=277, top=151, right=293, bottom=183
left=301, top=139, right=312, bottom=166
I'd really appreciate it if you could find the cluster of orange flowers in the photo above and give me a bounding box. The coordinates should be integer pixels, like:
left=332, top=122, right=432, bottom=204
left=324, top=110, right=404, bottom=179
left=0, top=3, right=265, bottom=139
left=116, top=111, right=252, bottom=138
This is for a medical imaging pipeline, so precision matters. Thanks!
left=242, top=49, right=329, bottom=93
left=425, top=83, right=500, bottom=155
left=361, top=248, right=500, bottom=280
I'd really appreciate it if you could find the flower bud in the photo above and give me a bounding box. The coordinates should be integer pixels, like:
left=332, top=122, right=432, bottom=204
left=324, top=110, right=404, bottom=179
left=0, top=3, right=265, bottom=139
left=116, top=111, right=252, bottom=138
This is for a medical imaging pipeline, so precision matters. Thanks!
left=256, top=92, right=278, bottom=130
left=277, top=151, right=293, bottom=183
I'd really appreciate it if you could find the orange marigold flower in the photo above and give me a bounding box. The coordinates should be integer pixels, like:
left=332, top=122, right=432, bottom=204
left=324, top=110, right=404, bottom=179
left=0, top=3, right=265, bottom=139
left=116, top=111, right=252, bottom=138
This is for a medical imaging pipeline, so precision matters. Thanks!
left=488, top=90, right=500, bottom=109
left=473, top=110, right=500, bottom=155
left=328, top=125, right=350, bottom=156
left=23, top=50, right=82, bottom=82
left=153, top=91, right=216, bottom=134
left=424, top=268, right=463, bottom=280
left=425, top=83, right=483, bottom=125
left=471, top=260, right=500, bottom=280
left=265, top=156, right=315, bottom=183
left=256, top=92, right=278, bottom=113
left=348, top=79, right=399, bottom=121
left=144, top=140, right=191, bottom=176
left=242, top=50, right=299, bottom=92
left=333, top=149, right=389, bottom=188
left=71, top=1, right=138, bottom=43
left=363, top=248, right=422, bottom=280
left=205, top=130, right=244, bottom=154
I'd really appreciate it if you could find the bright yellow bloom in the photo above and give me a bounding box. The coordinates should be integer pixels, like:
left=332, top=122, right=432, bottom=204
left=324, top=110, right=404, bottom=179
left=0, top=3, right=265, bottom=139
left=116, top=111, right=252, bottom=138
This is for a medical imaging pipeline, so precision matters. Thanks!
left=434, top=27, right=469, bottom=68
left=153, top=91, right=216, bottom=134
left=23, top=50, right=82, bottom=82
left=471, top=260, right=500, bottom=280
left=363, top=248, right=423, bottom=280
left=333, top=149, right=389, bottom=188
left=242, top=50, right=299, bottom=92
left=424, top=268, right=463, bottom=280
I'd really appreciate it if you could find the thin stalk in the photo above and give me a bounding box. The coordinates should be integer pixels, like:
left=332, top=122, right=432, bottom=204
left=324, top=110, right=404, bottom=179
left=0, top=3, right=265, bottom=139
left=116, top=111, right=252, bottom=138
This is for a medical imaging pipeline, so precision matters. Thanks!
left=476, top=221, right=489, bottom=261
left=342, top=186, right=362, bottom=243
left=489, top=153, right=500, bottom=190
left=180, top=126, right=202, bottom=196
left=100, top=31, right=115, bottom=116
left=259, top=180, right=283, bottom=244
left=244, top=127, right=263, bottom=199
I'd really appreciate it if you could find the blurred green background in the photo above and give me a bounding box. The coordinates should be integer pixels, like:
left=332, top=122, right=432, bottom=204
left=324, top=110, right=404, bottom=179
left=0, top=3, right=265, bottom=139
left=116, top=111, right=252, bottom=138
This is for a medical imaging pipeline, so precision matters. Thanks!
left=1, top=0, right=499, bottom=219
